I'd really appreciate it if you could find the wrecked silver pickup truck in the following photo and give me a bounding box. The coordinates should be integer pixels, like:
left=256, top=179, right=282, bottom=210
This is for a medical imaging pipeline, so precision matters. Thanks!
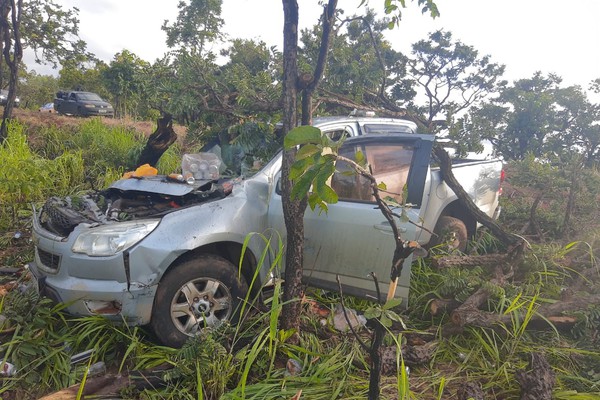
left=29, top=116, right=503, bottom=347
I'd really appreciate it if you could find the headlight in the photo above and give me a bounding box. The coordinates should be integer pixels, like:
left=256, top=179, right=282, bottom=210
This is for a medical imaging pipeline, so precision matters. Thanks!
left=72, top=220, right=159, bottom=256
left=84, top=104, right=95, bottom=108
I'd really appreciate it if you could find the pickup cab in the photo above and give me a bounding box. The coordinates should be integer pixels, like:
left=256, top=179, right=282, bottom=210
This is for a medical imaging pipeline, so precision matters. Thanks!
left=54, top=91, right=114, bottom=117
left=29, top=116, right=503, bottom=347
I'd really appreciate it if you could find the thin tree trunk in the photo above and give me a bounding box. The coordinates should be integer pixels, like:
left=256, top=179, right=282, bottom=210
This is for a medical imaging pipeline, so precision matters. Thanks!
left=0, top=0, right=21, bottom=142
left=280, top=0, right=338, bottom=339
left=560, top=168, right=578, bottom=239
left=280, top=0, right=304, bottom=338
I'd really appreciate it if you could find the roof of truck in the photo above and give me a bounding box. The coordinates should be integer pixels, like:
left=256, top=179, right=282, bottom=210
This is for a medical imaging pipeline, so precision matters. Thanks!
left=312, top=115, right=418, bottom=132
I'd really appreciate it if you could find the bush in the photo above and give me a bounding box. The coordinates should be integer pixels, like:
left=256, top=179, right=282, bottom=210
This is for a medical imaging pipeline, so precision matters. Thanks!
left=0, top=123, right=85, bottom=229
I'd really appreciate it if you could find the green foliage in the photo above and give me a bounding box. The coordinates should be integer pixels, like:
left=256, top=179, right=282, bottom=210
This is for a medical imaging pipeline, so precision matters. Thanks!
left=101, top=50, right=150, bottom=118
left=0, top=122, right=86, bottom=229
left=409, top=29, right=505, bottom=132
left=21, top=0, right=92, bottom=68
left=500, top=158, right=600, bottom=240
left=364, top=298, right=404, bottom=328
left=18, top=71, right=59, bottom=110
left=284, top=126, right=344, bottom=212
left=162, top=0, right=225, bottom=52
left=58, top=59, right=111, bottom=99
left=0, top=287, right=71, bottom=396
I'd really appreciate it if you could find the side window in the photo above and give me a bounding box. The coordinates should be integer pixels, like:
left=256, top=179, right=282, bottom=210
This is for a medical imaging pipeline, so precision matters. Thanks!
left=331, top=143, right=414, bottom=203
left=326, top=129, right=347, bottom=141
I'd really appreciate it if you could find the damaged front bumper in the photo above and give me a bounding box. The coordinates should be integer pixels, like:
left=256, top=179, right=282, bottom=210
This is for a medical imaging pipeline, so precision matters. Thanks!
left=30, top=207, right=158, bottom=325
left=28, top=261, right=157, bottom=325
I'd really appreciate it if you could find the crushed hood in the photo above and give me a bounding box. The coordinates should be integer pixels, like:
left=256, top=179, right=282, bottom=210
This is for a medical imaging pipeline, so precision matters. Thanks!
left=39, top=176, right=233, bottom=237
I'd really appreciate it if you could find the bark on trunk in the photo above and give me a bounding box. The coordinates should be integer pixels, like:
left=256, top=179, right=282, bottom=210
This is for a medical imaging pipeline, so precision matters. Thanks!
left=430, top=298, right=462, bottom=316
left=280, top=0, right=303, bottom=338
left=136, top=114, right=178, bottom=168
left=0, top=0, right=22, bottom=142
left=528, top=192, right=543, bottom=239
left=561, top=169, right=578, bottom=239
left=433, top=144, right=519, bottom=247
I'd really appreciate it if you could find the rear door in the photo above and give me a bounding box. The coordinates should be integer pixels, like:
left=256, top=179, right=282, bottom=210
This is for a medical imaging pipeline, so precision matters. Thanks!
left=301, top=135, right=432, bottom=303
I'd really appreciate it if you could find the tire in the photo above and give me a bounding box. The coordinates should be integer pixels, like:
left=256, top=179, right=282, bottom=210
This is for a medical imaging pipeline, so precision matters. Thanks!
left=429, top=216, right=468, bottom=252
left=150, top=254, right=248, bottom=348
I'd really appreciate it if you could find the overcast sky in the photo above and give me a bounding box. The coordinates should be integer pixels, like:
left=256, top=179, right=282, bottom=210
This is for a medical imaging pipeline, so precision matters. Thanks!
left=28, top=0, right=600, bottom=90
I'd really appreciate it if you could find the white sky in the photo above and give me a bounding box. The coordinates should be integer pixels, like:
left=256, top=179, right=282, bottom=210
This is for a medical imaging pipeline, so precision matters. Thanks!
left=27, top=0, right=600, bottom=90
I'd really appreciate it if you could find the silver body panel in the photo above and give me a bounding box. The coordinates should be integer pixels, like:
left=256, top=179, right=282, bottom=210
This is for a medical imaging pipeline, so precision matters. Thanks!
left=29, top=117, right=502, bottom=324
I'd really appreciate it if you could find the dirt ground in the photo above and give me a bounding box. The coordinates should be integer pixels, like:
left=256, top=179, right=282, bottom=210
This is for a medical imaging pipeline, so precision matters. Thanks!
left=11, top=107, right=187, bottom=140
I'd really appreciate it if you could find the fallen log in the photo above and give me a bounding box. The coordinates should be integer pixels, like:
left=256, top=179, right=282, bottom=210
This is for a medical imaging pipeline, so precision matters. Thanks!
left=430, top=298, right=462, bottom=316
left=37, top=374, right=117, bottom=400
left=38, top=365, right=172, bottom=399
left=448, top=307, right=577, bottom=332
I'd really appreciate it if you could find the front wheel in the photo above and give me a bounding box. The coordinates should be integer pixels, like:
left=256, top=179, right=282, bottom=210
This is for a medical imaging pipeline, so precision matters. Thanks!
left=429, top=216, right=468, bottom=252
left=150, top=255, right=248, bottom=348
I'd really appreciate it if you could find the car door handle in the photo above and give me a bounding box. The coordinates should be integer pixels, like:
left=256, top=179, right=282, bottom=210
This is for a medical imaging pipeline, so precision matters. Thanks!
left=374, top=222, right=407, bottom=233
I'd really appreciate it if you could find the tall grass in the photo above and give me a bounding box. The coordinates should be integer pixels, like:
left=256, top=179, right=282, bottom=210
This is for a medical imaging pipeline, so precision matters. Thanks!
left=0, top=123, right=86, bottom=229
left=0, top=119, right=184, bottom=230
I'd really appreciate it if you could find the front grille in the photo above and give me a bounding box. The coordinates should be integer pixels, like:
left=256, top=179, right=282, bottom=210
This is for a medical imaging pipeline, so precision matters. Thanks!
left=37, top=248, right=60, bottom=271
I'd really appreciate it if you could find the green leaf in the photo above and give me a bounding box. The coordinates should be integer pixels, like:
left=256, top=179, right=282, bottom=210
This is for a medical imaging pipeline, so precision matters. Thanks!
left=289, top=158, right=311, bottom=181
left=291, top=166, right=319, bottom=199
left=384, top=309, right=402, bottom=322
left=296, top=143, right=321, bottom=160
left=314, top=162, right=338, bottom=204
left=354, top=149, right=365, bottom=165
left=382, top=297, right=403, bottom=310
left=284, top=126, right=322, bottom=148
left=377, top=182, right=387, bottom=191
left=399, top=209, right=409, bottom=223
left=307, top=192, right=321, bottom=211
left=380, top=314, right=392, bottom=328
left=364, top=307, right=382, bottom=320
left=318, top=183, right=339, bottom=204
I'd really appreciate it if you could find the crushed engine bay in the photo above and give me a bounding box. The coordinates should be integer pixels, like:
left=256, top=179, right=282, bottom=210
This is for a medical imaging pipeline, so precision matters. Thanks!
left=39, top=176, right=233, bottom=237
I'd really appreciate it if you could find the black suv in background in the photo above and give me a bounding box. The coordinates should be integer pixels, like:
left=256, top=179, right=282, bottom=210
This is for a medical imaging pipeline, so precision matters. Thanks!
left=54, top=91, right=114, bottom=117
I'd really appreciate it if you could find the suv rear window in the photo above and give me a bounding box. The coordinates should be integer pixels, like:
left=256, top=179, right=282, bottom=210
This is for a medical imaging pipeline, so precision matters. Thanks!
left=362, top=124, right=415, bottom=134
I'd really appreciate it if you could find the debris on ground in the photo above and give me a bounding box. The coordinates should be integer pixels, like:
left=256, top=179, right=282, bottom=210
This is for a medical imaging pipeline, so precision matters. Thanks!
left=332, top=303, right=367, bottom=332
left=285, top=359, right=303, bottom=376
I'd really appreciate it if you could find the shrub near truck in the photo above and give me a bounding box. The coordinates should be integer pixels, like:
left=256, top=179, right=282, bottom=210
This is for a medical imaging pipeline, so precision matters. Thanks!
left=29, top=116, right=503, bottom=347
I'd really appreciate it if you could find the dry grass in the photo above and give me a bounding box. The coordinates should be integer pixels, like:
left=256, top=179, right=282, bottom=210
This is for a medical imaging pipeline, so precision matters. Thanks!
left=10, top=108, right=188, bottom=143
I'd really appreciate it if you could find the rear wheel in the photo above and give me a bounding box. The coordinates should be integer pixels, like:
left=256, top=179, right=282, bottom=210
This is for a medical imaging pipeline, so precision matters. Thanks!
left=150, top=255, right=248, bottom=348
left=429, top=216, right=468, bottom=252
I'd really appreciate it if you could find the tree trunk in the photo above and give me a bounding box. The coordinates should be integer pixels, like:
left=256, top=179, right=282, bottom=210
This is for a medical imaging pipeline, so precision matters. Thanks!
left=528, top=192, right=543, bottom=239
left=560, top=167, right=579, bottom=239
left=280, top=0, right=304, bottom=338
left=0, top=0, right=22, bottom=142
left=136, top=114, right=178, bottom=168
left=433, top=144, right=519, bottom=248
left=280, top=0, right=338, bottom=339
